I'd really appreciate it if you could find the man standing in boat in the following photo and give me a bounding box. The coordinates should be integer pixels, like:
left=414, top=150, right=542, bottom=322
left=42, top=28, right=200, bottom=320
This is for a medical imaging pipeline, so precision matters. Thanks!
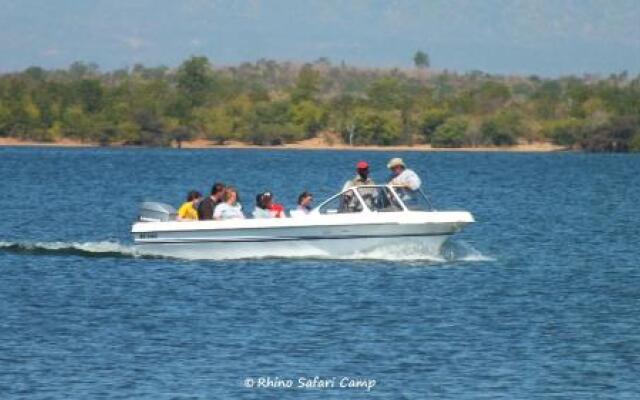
left=342, top=161, right=375, bottom=211
left=387, top=157, right=422, bottom=207
left=342, top=161, right=375, bottom=191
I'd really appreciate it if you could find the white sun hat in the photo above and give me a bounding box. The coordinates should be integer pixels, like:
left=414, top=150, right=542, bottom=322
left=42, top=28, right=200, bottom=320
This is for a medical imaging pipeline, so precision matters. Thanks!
left=386, top=157, right=406, bottom=169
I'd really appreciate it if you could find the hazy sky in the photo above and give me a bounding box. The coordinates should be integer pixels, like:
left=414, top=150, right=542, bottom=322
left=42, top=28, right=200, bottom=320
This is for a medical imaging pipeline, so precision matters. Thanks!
left=0, top=0, right=638, bottom=76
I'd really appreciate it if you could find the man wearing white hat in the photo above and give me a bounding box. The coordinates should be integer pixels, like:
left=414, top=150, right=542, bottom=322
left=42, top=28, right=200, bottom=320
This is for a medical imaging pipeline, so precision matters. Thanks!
left=387, top=157, right=422, bottom=191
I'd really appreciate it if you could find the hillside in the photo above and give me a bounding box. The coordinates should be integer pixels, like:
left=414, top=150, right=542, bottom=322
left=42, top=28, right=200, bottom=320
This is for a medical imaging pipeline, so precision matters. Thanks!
left=1, top=57, right=639, bottom=152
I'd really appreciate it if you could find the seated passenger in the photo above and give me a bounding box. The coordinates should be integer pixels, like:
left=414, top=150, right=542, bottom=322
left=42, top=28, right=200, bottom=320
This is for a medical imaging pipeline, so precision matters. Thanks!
left=268, top=192, right=285, bottom=218
left=259, top=191, right=285, bottom=218
left=252, top=193, right=272, bottom=219
left=178, top=190, right=202, bottom=221
left=213, top=187, right=245, bottom=220
left=198, top=182, right=226, bottom=220
left=290, top=191, right=313, bottom=217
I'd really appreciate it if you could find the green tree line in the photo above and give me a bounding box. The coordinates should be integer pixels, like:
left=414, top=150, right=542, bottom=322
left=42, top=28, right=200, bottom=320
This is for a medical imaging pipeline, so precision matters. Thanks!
left=1, top=56, right=639, bottom=151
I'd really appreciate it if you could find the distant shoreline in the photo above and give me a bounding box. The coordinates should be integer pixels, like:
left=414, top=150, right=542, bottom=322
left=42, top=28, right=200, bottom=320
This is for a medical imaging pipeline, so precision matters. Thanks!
left=0, top=137, right=569, bottom=152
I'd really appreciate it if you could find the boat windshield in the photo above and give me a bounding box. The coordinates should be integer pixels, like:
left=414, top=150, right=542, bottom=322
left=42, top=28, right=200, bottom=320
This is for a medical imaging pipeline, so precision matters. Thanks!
left=351, top=185, right=433, bottom=212
left=315, top=185, right=434, bottom=214
left=318, top=188, right=364, bottom=214
left=391, top=186, right=433, bottom=211
left=355, top=186, right=403, bottom=212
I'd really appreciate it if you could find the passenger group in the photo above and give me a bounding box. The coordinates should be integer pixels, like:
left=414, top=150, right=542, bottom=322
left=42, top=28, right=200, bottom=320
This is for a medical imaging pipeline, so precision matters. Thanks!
left=177, top=157, right=421, bottom=221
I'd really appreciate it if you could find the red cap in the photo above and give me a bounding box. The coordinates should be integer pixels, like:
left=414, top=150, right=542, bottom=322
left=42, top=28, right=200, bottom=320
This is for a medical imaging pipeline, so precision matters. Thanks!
left=356, top=161, right=369, bottom=169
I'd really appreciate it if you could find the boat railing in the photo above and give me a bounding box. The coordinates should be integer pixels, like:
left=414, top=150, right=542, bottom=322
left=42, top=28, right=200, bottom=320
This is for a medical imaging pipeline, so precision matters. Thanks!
left=358, top=184, right=435, bottom=212
left=315, top=184, right=434, bottom=214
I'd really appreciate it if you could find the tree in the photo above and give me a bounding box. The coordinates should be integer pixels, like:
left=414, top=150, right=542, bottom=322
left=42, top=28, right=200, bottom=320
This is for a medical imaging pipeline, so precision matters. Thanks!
left=192, top=106, right=234, bottom=143
left=413, top=50, right=430, bottom=69
left=177, top=56, right=214, bottom=108
left=431, top=117, right=469, bottom=148
left=0, top=101, right=11, bottom=135
left=471, top=82, right=511, bottom=114
left=367, top=77, right=406, bottom=109
left=68, top=61, right=99, bottom=80
left=116, top=121, right=142, bottom=144
left=248, top=101, right=304, bottom=145
left=330, top=94, right=357, bottom=135
left=532, top=80, right=562, bottom=119
left=289, top=100, right=326, bottom=137
left=24, top=66, right=46, bottom=82
left=291, top=64, right=321, bottom=102
left=62, top=105, right=93, bottom=141
left=542, top=118, right=584, bottom=146
left=579, top=116, right=639, bottom=152
left=481, top=110, right=523, bottom=146
left=76, top=79, right=103, bottom=113
left=351, top=108, right=402, bottom=145
left=419, top=108, right=449, bottom=141
left=171, top=125, right=194, bottom=148
left=0, top=56, right=639, bottom=152
left=630, top=132, right=640, bottom=152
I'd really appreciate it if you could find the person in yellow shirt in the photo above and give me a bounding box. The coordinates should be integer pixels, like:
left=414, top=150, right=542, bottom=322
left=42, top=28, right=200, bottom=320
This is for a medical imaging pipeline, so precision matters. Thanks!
left=178, top=190, right=202, bottom=220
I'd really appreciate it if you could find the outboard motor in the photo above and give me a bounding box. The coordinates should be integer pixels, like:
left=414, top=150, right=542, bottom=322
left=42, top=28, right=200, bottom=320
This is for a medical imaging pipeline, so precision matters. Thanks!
left=139, top=202, right=177, bottom=222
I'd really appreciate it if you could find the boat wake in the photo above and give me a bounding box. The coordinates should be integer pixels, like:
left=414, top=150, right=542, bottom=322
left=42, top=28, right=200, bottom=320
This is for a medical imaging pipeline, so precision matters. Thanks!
left=0, top=239, right=492, bottom=263
left=0, top=240, right=140, bottom=259
left=440, top=239, right=494, bottom=262
left=341, top=239, right=493, bottom=263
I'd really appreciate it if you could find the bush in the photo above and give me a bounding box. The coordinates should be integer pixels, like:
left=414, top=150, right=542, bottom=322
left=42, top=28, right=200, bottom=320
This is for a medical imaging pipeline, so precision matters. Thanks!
left=289, top=100, right=327, bottom=137
left=350, top=108, right=402, bottom=145
left=480, top=110, right=523, bottom=146
left=431, top=117, right=468, bottom=148
left=471, top=82, right=511, bottom=114
left=630, top=133, right=640, bottom=152
left=419, top=108, right=449, bottom=141
left=192, top=106, right=234, bottom=142
left=579, top=116, right=639, bottom=152
left=248, top=100, right=305, bottom=144
left=481, top=120, right=515, bottom=145
left=542, top=119, right=585, bottom=146
left=249, top=122, right=302, bottom=145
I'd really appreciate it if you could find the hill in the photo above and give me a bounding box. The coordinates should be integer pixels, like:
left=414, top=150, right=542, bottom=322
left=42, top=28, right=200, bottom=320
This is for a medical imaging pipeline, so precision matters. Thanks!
left=1, top=57, right=639, bottom=152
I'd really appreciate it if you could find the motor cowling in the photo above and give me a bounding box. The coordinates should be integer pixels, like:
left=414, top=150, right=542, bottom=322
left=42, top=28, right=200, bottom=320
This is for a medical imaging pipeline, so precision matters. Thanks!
left=138, top=202, right=177, bottom=222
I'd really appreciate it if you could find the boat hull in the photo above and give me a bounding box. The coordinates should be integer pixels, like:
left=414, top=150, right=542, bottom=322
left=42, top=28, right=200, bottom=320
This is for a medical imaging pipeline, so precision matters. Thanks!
left=134, top=234, right=451, bottom=259
left=132, top=211, right=473, bottom=260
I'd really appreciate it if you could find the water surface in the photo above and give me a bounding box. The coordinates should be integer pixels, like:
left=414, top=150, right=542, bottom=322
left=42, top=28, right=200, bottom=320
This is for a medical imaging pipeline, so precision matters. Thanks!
left=1, top=147, right=639, bottom=399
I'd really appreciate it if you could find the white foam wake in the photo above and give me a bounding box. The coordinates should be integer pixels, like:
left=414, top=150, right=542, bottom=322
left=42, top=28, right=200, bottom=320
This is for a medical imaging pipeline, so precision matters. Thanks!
left=338, top=239, right=493, bottom=263
left=339, top=243, right=447, bottom=262
left=0, top=239, right=492, bottom=263
left=0, top=240, right=139, bottom=258
left=440, top=239, right=495, bottom=262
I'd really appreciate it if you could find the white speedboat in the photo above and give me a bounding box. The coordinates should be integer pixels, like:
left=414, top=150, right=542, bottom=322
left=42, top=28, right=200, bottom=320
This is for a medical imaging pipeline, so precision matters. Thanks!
left=131, top=185, right=474, bottom=259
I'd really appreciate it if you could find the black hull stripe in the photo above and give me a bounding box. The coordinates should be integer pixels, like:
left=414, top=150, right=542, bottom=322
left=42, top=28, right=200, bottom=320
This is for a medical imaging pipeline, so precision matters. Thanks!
left=134, top=232, right=454, bottom=245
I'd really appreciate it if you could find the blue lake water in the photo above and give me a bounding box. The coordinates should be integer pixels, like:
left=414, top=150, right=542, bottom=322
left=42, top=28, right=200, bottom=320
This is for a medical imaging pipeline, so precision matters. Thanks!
left=1, top=147, right=639, bottom=399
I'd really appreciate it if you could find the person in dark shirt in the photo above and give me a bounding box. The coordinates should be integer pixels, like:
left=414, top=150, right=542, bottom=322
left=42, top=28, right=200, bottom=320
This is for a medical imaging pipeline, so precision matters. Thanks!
left=197, top=182, right=226, bottom=220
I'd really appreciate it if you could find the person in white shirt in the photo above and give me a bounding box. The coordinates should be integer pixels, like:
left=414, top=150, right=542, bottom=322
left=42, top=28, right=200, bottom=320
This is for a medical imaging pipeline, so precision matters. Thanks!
left=387, top=157, right=422, bottom=191
left=213, top=187, right=245, bottom=220
left=290, top=191, right=313, bottom=217
left=252, top=193, right=273, bottom=219
left=387, top=158, right=423, bottom=209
